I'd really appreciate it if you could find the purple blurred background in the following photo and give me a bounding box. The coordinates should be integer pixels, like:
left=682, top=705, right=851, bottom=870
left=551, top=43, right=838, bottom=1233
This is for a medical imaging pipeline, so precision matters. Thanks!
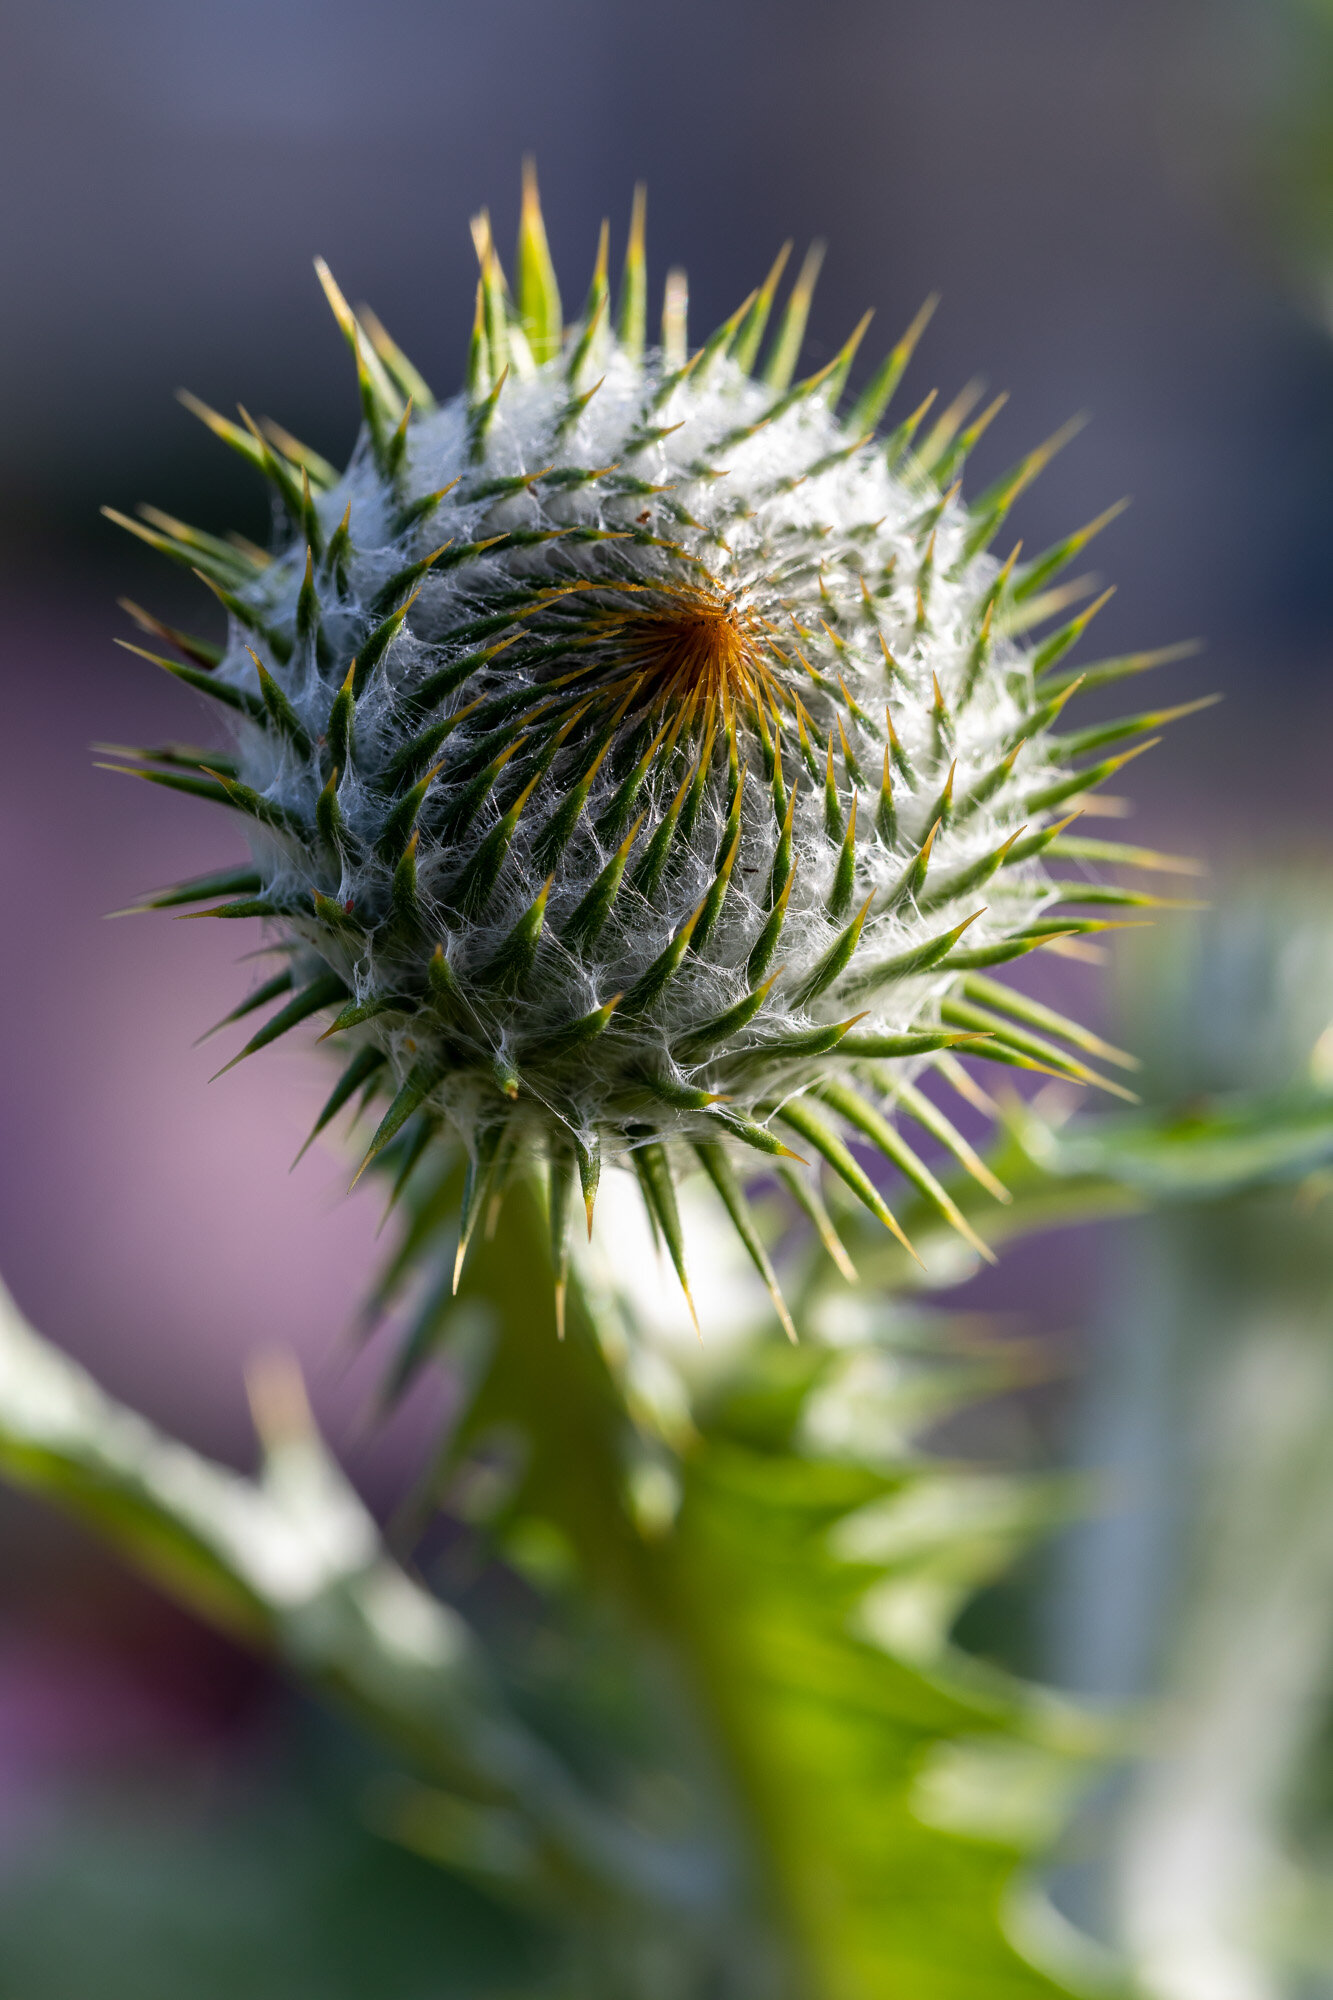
left=0, top=0, right=1331, bottom=1954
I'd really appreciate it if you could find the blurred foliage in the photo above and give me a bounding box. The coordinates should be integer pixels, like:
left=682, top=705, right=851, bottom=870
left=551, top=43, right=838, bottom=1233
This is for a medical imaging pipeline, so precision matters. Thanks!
left=4, top=1027, right=1333, bottom=1994
left=1057, top=884, right=1333, bottom=1996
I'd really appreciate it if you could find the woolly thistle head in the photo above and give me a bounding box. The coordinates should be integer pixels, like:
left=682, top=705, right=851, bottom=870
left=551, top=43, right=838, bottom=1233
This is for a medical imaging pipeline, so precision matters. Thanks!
left=106, top=167, right=1208, bottom=1335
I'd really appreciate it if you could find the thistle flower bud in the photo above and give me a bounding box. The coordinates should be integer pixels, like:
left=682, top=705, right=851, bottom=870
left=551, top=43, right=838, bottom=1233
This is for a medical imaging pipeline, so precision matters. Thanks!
left=107, top=169, right=1204, bottom=1329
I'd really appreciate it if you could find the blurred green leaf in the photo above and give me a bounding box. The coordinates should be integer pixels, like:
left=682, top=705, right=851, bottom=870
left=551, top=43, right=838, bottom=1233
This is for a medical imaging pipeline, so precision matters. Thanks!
left=840, top=1083, right=1333, bottom=1291
left=632, top=1327, right=1116, bottom=2000
left=1015, top=1089, right=1333, bottom=1197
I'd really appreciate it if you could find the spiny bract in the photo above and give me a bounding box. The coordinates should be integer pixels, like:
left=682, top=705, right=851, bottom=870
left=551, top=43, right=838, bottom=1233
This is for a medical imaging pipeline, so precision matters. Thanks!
left=107, top=167, right=1205, bottom=1334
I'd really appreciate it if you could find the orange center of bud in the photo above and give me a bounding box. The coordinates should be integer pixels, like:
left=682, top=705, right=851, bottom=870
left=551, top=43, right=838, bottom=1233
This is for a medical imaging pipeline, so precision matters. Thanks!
left=587, top=584, right=776, bottom=720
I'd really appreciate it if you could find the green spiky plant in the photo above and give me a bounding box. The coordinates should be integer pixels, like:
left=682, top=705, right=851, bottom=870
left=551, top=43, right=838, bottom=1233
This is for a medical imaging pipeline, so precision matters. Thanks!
left=101, top=165, right=1211, bottom=1336
left=7, top=169, right=1329, bottom=1999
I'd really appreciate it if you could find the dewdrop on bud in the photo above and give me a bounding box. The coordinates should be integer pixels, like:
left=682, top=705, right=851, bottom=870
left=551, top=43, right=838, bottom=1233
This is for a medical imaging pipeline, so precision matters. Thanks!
left=106, top=165, right=1207, bottom=1335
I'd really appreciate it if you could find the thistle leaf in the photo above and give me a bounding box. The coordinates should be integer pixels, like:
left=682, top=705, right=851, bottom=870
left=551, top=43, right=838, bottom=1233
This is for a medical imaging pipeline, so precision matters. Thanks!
left=758, top=240, right=825, bottom=393
left=292, top=1045, right=388, bottom=1167
left=776, top=1097, right=921, bottom=1264
left=693, top=1142, right=796, bottom=1341
left=816, top=1078, right=996, bottom=1263
left=843, top=294, right=938, bottom=438
left=211, top=971, right=349, bottom=1080
left=776, top=1162, right=858, bottom=1281
left=632, top=1142, right=698, bottom=1332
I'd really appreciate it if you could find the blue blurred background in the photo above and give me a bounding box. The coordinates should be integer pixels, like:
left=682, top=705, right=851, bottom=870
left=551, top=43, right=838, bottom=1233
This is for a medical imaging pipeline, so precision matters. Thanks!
left=2, top=1, right=1332, bottom=1988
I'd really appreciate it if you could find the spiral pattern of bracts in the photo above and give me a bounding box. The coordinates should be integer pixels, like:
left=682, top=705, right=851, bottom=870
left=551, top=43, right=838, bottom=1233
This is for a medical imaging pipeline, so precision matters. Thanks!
left=105, top=166, right=1209, bottom=1336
